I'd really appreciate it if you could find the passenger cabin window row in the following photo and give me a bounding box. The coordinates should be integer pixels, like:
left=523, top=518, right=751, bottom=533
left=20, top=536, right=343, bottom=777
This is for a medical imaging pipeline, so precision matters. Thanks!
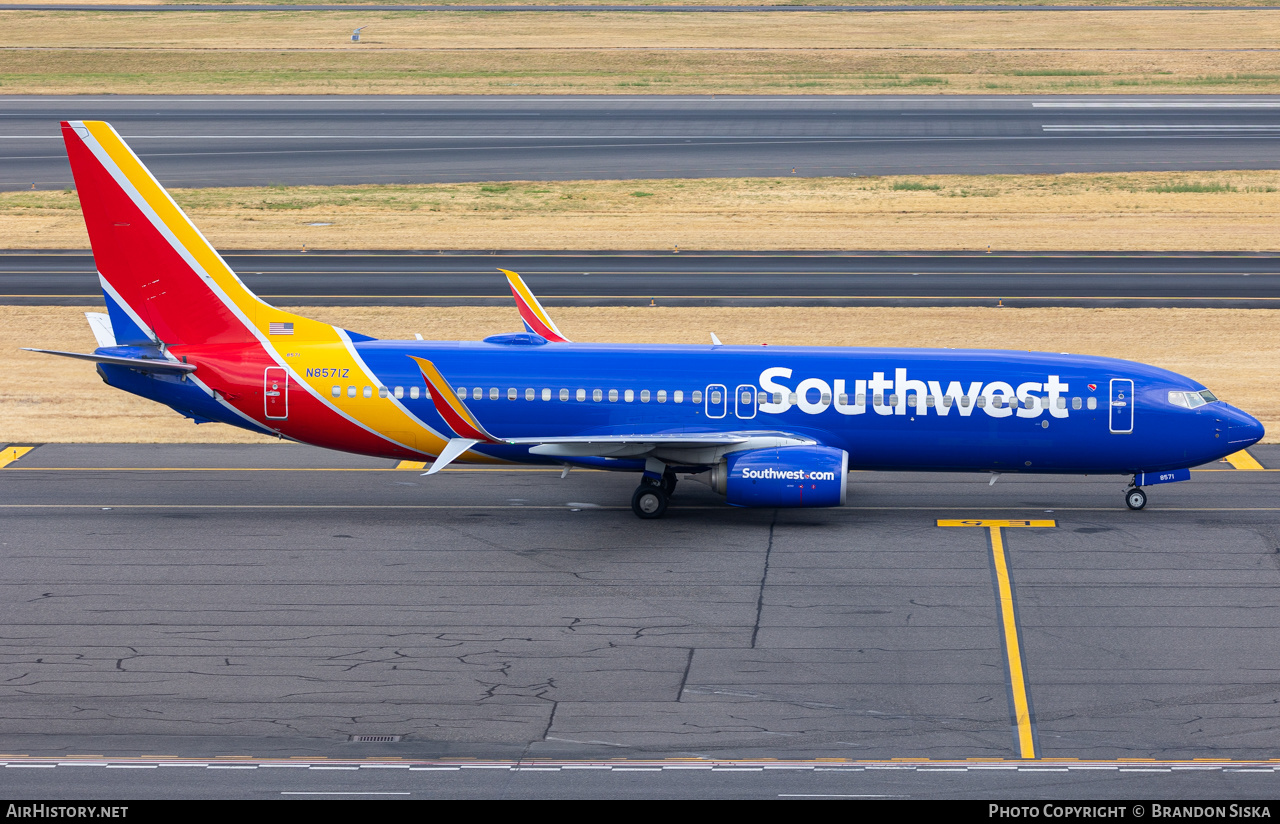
left=322, top=383, right=1121, bottom=414
left=325, top=383, right=1106, bottom=413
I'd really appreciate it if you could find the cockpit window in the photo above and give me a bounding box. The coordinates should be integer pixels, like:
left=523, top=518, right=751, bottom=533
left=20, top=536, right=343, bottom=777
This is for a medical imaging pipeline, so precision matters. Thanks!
left=1170, top=390, right=1215, bottom=408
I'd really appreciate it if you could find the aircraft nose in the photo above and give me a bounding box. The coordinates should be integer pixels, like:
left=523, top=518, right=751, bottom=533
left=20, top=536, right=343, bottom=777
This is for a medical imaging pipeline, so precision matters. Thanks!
left=1225, top=406, right=1265, bottom=449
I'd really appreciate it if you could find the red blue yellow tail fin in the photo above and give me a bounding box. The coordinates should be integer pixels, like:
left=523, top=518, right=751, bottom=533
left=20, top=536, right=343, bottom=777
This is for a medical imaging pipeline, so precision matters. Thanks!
left=502, top=268, right=571, bottom=343
left=62, top=120, right=312, bottom=345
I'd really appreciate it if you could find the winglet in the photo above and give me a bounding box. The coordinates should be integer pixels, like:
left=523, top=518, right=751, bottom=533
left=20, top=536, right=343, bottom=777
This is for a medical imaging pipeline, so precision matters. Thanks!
left=502, top=269, right=571, bottom=343
left=408, top=355, right=501, bottom=446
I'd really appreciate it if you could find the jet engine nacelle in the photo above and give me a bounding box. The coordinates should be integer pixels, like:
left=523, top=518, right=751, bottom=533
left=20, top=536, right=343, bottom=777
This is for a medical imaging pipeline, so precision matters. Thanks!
left=698, top=445, right=848, bottom=508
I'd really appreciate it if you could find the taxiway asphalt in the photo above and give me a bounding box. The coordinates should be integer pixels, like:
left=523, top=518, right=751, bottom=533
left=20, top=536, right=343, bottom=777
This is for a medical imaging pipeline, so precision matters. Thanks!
left=6, top=250, right=1280, bottom=307
left=0, top=442, right=1278, bottom=797
left=4, top=96, right=1280, bottom=189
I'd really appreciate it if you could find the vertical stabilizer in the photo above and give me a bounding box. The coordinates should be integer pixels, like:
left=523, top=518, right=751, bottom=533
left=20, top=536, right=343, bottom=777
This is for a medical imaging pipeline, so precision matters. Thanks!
left=62, top=120, right=305, bottom=346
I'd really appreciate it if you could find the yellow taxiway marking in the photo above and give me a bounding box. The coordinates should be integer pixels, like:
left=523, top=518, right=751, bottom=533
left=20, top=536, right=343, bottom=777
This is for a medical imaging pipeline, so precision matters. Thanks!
left=937, top=519, right=1057, bottom=528
left=1226, top=450, right=1266, bottom=470
left=939, top=518, right=1055, bottom=760
left=395, top=460, right=428, bottom=470
left=0, top=446, right=33, bottom=469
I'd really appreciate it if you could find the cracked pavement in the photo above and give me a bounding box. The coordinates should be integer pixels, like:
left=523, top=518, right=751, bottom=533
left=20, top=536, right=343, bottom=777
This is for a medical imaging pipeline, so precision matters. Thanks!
left=1, top=443, right=1279, bottom=763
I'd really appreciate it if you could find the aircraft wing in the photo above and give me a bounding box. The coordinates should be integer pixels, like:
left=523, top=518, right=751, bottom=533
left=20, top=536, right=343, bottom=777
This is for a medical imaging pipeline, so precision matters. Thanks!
left=504, top=432, right=816, bottom=462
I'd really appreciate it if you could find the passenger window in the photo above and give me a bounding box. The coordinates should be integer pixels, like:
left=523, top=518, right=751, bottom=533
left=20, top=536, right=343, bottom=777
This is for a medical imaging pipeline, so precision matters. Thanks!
left=608, top=389, right=618, bottom=402
left=642, top=390, right=652, bottom=403
left=674, top=390, right=683, bottom=404
left=525, top=388, right=535, bottom=401
left=857, top=393, right=866, bottom=405
left=331, top=385, right=340, bottom=398
left=906, top=394, right=916, bottom=408
left=820, top=392, right=831, bottom=404
left=889, top=394, right=899, bottom=407
left=658, top=390, right=667, bottom=403
left=976, top=396, right=987, bottom=408
left=1056, top=397, right=1066, bottom=409
left=960, top=395, right=970, bottom=407
left=926, top=396, right=936, bottom=407
left=559, top=389, right=569, bottom=401
left=410, top=386, right=420, bottom=400
left=873, top=394, right=883, bottom=406
left=457, top=387, right=467, bottom=399
left=378, top=386, right=388, bottom=399
left=1087, top=397, right=1097, bottom=410
left=774, top=392, right=783, bottom=405
left=347, top=386, right=357, bottom=398
left=1072, top=397, right=1081, bottom=410
left=394, top=386, right=404, bottom=399
left=838, top=393, right=848, bottom=405
left=992, top=396, right=1003, bottom=409
left=576, top=388, right=586, bottom=402
left=1008, top=397, right=1018, bottom=409
left=692, top=390, right=703, bottom=404
left=507, top=388, right=516, bottom=401
left=363, top=386, right=373, bottom=399
left=490, top=388, right=499, bottom=401
left=542, top=388, right=551, bottom=401
left=625, top=389, right=635, bottom=403
left=593, top=389, right=603, bottom=402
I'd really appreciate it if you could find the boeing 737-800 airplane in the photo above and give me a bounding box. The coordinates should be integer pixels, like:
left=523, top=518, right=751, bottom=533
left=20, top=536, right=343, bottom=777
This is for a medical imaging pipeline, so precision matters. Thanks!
left=25, top=121, right=1265, bottom=518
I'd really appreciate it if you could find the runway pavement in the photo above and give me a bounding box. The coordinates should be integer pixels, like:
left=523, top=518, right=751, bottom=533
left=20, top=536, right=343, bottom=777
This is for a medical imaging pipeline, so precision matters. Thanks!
left=6, top=250, right=1280, bottom=307
left=5, top=95, right=1280, bottom=189
left=0, top=442, right=1278, bottom=797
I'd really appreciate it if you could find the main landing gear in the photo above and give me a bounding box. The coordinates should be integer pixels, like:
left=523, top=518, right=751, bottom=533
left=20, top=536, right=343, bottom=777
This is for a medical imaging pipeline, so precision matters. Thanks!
left=1125, top=486, right=1147, bottom=511
left=631, top=471, right=678, bottom=519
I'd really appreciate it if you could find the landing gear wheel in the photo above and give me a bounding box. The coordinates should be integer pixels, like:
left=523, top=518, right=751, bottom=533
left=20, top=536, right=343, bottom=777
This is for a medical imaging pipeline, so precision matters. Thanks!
left=1125, top=487, right=1147, bottom=511
left=632, top=484, right=669, bottom=519
left=661, top=472, right=678, bottom=497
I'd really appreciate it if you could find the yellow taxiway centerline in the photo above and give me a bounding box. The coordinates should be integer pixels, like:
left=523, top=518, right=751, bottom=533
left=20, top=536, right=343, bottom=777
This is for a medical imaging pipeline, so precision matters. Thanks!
left=939, top=518, right=1056, bottom=760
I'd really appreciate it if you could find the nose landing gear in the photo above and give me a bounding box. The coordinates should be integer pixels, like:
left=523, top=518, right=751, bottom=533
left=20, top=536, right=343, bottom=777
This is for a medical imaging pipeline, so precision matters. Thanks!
left=1125, top=486, right=1147, bottom=511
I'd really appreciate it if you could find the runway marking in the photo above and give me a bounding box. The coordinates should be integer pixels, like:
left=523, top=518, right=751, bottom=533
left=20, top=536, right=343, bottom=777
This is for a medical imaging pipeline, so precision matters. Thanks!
left=0, top=445, right=33, bottom=468
left=939, top=518, right=1055, bottom=759
left=1, top=756, right=1277, bottom=773
left=1226, top=449, right=1266, bottom=470
left=1044, top=125, right=1280, bottom=132
left=1035, top=101, right=1280, bottom=108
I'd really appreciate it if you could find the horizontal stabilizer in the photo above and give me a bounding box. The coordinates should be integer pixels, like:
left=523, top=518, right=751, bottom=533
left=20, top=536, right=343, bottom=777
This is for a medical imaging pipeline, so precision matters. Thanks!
left=22, top=348, right=196, bottom=374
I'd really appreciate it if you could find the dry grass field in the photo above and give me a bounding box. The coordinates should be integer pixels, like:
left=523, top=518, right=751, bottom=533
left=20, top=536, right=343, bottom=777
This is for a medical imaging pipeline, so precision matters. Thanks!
left=7, top=171, right=1280, bottom=251
left=5, top=9, right=1280, bottom=94
left=4, top=305, right=1277, bottom=444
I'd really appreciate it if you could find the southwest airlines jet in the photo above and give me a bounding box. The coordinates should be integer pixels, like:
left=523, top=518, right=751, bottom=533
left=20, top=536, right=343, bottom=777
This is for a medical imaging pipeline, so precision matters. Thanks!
left=27, top=121, right=1265, bottom=518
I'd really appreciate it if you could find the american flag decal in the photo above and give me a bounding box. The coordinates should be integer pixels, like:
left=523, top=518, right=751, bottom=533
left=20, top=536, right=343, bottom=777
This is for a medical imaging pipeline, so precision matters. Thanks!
left=269, top=322, right=294, bottom=335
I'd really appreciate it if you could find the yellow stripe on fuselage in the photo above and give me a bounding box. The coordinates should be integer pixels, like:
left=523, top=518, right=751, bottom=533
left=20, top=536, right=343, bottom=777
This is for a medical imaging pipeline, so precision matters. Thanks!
left=82, top=121, right=465, bottom=459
